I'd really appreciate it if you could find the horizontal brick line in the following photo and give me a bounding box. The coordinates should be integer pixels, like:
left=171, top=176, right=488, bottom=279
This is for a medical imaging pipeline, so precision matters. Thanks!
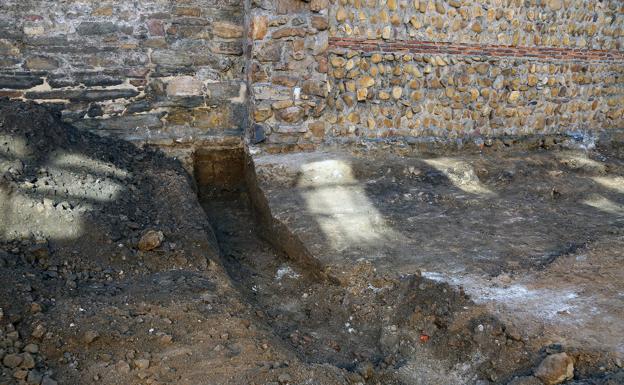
left=328, top=37, right=624, bottom=62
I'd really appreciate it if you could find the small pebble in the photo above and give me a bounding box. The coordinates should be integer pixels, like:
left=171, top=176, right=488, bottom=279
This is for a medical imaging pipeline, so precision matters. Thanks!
left=134, top=359, right=150, bottom=370
left=84, top=330, right=100, bottom=344
left=278, top=373, right=292, bottom=384
left=115, top=360, right=131, bottom=374
left=23, top=344, right=39, bottom=354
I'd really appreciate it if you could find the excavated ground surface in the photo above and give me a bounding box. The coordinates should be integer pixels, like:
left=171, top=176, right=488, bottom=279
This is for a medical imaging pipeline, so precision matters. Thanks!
left=202, top=190, right=532, bottom=385
left=248, top=143, right=624, bottom=384
left=0, top=99, right=351, bottom=385
left=1, top=99, right=623, bottom=385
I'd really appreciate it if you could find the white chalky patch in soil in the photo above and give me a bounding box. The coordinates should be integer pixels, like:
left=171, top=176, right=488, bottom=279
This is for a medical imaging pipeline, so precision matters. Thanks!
left=274, top=265, right=300, bottom=281
left=422, top=271, right=587, bottom=322
left=396, top=353, right=482, bottom=385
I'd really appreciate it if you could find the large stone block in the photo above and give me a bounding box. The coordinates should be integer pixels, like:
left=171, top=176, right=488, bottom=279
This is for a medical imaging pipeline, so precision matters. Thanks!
left=25, top=89, right=139, bottom=102
left=166, top=76, right=204, bottom=96
left=76, top=22, right=118, bottom=35
left=0, top=75, right=43, bottom=89
left=74, top=113, right=165, bottom=138
left=212, top=21, right=244, bottom=38
left=206, top=82, right=244, bottom=103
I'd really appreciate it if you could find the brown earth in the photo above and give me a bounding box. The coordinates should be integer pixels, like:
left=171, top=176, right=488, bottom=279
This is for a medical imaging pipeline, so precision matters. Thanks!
left=1, top=99, right=623, bottom=385
left=0, top=99, right=348, bottom=385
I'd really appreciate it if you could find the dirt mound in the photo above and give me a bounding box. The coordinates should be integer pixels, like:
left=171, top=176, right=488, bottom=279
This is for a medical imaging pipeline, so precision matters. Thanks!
left=0, top=100, right=70, bottom=161
left=0, top=98, right=216, bottom=271
left=0, top=99, right=222, bottom=384
left=0, top=100, right=349, bottom=385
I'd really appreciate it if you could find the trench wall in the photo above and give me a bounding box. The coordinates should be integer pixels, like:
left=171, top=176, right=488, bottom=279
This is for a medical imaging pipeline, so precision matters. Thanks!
left=0, top=0, right=246, bottom=144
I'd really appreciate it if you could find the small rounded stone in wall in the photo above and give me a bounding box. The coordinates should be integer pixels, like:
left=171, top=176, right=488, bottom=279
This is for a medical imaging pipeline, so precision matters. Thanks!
left=326, top=48, right=624, bottom=139
left=277, top=106, right=305, bottom=123
left=329, top=0, right=622, bottom=50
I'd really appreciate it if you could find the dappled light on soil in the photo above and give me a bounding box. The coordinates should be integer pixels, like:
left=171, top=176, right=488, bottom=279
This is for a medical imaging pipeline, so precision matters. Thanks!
left=0, top=135, right=29, bottom=158
left=0, top=186, right=84, bottom=241
left=424, top=157, right=495, bottom=197
left=298, top=159, right=402, bottom=251
left=583, top=194, right=624, bottom=216
left=51, top=152, right=131, bottom=180
left=1, top=146, right=128, bottom=241
left=557, top=152, right=607, bottom=173
left=592, top=176, right=624, bottom=194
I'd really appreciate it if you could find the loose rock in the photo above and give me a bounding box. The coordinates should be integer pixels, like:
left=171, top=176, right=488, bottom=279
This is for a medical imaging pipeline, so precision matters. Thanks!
left=138, top=230, right=164, bottom=251
left=534, top=353, right=574, bottom=385
left=3, top=353, right=23, bottom=368
left=134, top=358, right=150, bottom=370
left=84, top=330, right=100, bottom=344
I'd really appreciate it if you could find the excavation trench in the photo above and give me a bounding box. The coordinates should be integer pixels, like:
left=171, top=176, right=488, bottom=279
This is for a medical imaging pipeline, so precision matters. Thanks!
left=2, top=99, right=622, bottom=385
left=192, top=148, right=553, bottom=385
left=194, top=147, right=367, bottom=368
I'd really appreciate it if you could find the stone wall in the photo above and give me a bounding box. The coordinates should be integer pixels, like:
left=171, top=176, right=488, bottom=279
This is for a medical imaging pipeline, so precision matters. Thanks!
left=248, top=0, right=330, bottom=146
left=330, top=0, right=623, bottom=50
left=325, top=49, right=624, bottom=140
left=0, top=0, right=246, bottom=144
left=314, top=0, right=624, bottom=144
left=1, top=0, right=623, bottom=147
left=245, top=0, right=624, bottom=146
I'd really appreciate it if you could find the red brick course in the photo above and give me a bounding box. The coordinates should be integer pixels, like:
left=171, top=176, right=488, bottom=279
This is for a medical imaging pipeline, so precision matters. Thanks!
left=329, top=38, right=624, bottom=62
